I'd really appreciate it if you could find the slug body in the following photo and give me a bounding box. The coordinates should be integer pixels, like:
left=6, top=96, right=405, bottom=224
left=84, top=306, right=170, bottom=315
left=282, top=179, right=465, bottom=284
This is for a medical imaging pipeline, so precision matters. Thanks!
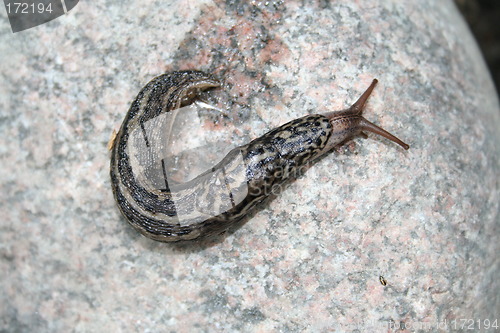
left=110, top=71, right=409, bottom=242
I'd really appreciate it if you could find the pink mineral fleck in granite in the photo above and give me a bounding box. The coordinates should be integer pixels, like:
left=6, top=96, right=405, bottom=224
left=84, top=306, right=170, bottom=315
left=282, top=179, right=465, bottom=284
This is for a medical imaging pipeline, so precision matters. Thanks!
left=1, top=0, right=499, bottom=332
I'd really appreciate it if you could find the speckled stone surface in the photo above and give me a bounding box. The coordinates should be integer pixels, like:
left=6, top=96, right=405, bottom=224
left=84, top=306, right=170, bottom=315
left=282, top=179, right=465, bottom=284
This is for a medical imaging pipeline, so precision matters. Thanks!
left=1, top=1, right=499, bottom=332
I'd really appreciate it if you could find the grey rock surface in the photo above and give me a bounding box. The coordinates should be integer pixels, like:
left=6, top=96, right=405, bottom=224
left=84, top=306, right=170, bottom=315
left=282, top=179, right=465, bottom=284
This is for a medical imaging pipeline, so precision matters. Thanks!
left=1, top=0, right=498, bottom=331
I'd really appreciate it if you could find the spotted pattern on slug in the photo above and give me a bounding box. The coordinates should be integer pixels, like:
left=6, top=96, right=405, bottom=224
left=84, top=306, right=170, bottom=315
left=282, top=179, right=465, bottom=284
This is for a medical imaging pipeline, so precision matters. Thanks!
left=110, top=71, right=409, bottom=242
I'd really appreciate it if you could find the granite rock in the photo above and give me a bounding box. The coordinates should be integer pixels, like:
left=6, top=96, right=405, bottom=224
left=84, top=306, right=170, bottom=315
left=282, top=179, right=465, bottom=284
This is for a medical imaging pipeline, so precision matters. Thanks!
left=1, top=0, right=498, bottom=332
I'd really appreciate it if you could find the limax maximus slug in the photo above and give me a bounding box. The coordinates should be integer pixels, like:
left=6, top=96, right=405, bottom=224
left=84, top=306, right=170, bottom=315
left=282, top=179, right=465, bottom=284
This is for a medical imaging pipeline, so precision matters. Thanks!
left=110, top=71, right=409, bottom=242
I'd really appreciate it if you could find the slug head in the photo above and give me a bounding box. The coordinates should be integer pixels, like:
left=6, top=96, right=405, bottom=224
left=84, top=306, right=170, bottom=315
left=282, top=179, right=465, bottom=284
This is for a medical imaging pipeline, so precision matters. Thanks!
left=323, top=79, right=410, bottom=151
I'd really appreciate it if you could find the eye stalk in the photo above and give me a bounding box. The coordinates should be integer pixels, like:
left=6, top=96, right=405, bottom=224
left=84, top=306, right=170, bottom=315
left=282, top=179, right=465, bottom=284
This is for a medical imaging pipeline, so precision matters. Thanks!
left=324, top=79, right=410, bottom=150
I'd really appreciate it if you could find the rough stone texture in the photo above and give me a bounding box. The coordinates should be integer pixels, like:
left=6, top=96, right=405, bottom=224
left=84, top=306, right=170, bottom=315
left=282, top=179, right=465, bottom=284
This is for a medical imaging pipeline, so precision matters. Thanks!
left=1, top=1, right=498, bottom=332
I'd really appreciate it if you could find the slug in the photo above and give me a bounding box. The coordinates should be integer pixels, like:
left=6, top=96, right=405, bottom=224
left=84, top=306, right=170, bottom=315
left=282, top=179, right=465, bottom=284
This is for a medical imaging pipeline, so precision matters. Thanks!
left=110, top=70, right=409, bottom=242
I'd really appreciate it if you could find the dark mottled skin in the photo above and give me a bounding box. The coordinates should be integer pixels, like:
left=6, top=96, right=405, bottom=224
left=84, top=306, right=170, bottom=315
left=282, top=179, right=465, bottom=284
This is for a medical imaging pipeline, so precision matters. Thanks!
left=110, top=71, right=409, bottom=242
